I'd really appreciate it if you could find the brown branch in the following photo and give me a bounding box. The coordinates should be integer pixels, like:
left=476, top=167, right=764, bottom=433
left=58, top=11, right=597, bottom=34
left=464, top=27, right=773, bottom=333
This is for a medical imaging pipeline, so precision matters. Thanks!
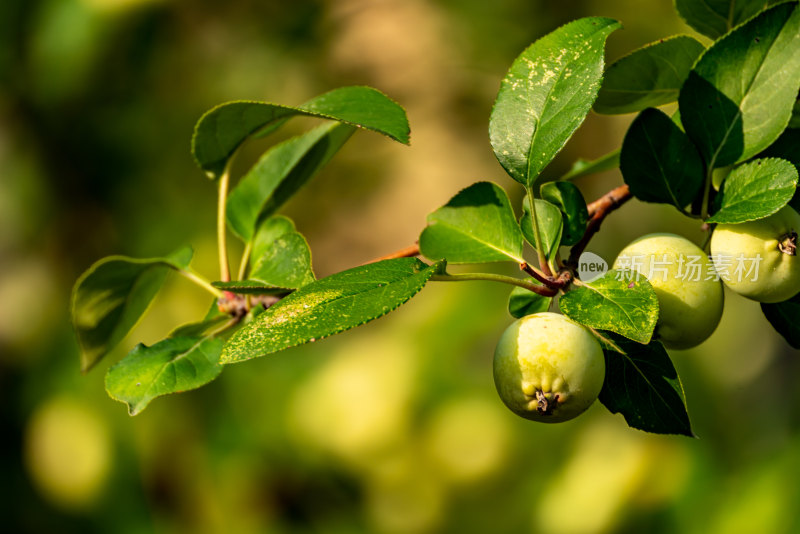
left=519, top=262, right=556, bottom=286
left=520, top=262, right=571, bottom=289
left=365, top=243, right=420, bottom=264
left=567, top=184, right=632, bottom=268
left=586, top=184, right=631, bottom=218
left=217, top=184, right=633, bottom=317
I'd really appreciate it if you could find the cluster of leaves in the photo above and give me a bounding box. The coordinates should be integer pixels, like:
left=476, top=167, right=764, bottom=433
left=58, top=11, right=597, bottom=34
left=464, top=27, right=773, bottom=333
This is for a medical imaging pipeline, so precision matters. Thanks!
left=73, top=86, right=425, bottom=415
left=72, top=0, right=800, bottom=438
left=596, top=0, right=800, bottom=434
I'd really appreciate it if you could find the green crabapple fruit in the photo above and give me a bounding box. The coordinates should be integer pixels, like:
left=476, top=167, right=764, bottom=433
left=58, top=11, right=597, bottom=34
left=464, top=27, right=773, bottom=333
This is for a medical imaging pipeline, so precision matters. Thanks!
left=613, top=233, right=723, bottom=350
left=710, top=206, right=800, bottom=303
left=493, top=312, right=605, bottom=423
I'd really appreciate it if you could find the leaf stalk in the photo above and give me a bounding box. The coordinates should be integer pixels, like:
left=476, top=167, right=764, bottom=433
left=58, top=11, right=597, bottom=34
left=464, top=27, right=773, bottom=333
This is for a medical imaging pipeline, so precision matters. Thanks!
left=526, top=190, right=552, bottom=276
left=217, top=165, right=232, bottom=282
left=430, top=272, right=557, bottom=296
left=177, top=268, right=224, bottom=298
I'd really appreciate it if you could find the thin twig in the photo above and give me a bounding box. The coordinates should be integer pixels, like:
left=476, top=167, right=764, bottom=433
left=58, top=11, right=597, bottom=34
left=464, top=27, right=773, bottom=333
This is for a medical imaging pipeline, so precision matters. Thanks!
left=365, top=243, right=420, bottom=264
left=567, top=184, right=632, bottom=268
left=520, top=262, right=555, bottom=285
left=519, top=262, right=570, bottom=289
left=217, top=183, right=634, bottom=317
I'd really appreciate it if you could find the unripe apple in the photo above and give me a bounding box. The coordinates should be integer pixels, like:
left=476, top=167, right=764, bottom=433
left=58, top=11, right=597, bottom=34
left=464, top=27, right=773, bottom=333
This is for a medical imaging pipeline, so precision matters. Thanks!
left=710, top=206, right=800, bottom=303
left=613, top=233, right=723, bottom=350
left=493, top=312, right=604, bottom=423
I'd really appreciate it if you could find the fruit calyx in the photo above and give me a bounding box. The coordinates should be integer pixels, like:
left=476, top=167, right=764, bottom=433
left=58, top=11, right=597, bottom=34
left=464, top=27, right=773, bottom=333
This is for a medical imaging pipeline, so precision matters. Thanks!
left=778, top=231, right=798, bottom=256
left=534, top=390, right=559, bottom=416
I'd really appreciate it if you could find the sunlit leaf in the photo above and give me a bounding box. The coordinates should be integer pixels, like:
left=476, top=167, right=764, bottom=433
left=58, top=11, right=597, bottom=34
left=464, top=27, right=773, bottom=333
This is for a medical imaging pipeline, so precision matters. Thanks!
left=420, top=182, right=524, bottom=264
left=221, top=258, right=441, bottom=363
left=105, top=336, right=224, bottom=415
left=707, top=158, right=798, bottom=223
left=559, top=270, right=659, bottom=344
left=757, top=128, right=800, bottom=211
left=211, top=280, right=290, bottom=295
left=595, top=35, right=705, bottom=115
left=226, top=123, right=354, bottom=241
left=192, top=86, right=410, bottom=179
left=679, top=3, right=800, bottom=168
left=490, top=17, right=620, bottom=185
left=248, top=216, right=315, bottom=289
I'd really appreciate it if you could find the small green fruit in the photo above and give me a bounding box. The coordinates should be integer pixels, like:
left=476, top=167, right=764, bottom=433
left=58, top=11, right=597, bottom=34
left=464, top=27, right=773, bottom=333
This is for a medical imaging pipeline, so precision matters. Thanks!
left=614, top=233, right=723, bottom=350
left=493, top=312, right=604, bottom=423
left=710, top=206, right=800, bottom=303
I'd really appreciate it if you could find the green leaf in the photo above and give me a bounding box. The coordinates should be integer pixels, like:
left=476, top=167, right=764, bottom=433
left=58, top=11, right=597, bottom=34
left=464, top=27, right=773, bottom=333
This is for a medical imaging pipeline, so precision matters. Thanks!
left=758, top=128, right=800, bottom=210
left=707, top=158, right=798, bottom=223
left=221, top=258, right=440, bottom=363
left=226, top=123, right=355, bottom=241
left=620, top=108, right=705, bottom=210
left=508, top=282, right=552, bottom=318
left=599, top=333, right=693, bottom=436
left=562, top=149, right=620, bottom=180
left=71, top=248, right=193, bottom=373
left=595, top=35, right=705, bottom=115
left=192, top=86, right=410, bottom=179
left=520, top=196, right=563, bottom=259
left=211, top=280, right=290, bottom=295
left=489, top=17, right=621, bottom=185
left=540, top=181, right=589, bottom=246
left=169, top=316, right=230, bottom=338
left=419, top=182, right=524, bottom=264
left=675, top=0, right=784, bottom=39
left=559, top=270, right=659, bottom=344
left=105, top=336, right=224, bottom=415
left=758, top=128, right=800, bottom=169
left=247, top=216, right=315, bottom=289
left=762, top=293, right=800, bottom=348
left=678, top=3, right=800, bottom=168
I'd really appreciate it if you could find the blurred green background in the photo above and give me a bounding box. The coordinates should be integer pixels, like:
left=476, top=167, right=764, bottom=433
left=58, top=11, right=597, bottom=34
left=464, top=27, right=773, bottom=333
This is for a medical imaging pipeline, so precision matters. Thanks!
left=3, top=0, right=800, bottom=532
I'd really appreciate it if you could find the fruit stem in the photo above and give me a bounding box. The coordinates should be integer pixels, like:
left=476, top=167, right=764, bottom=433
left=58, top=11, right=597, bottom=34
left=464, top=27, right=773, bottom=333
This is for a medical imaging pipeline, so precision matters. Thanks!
left=700, top=161, right=715, bottom=220
left=779, top=231, right=798, bottom=256
left=177, top=268, right=224, bottom=298
left=430, top=273, right=557, bottom=296
left=700, top=223, right=714, bottom=252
